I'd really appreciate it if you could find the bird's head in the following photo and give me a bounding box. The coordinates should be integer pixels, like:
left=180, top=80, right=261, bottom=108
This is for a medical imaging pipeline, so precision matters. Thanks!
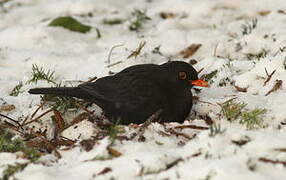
left=160, top=61, right=208, bottom=89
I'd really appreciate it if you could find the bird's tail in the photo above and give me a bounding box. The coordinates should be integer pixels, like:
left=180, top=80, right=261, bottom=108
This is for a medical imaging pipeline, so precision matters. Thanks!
left=28, top=87, right=90, bottom=99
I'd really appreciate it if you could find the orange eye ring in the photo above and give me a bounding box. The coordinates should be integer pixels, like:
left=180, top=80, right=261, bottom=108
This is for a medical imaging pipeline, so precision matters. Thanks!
left=178, top=71, right=187, bottom=80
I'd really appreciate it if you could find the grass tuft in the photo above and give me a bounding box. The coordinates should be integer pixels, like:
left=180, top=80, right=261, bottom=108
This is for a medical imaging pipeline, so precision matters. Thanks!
left=220, top=99, right=266, bottom=129
left=129, top=9, right=151, bottom=31
left=240, top=109, right=266, bottom=129
left=9, top=81, right=23, bottom=96
left=42, top=94, right=79, bottom=113
left=221, top=99, right=246, bottom=122
left=209, top=123, right=226, bottom=137
left=106, top=124, right=125, bottom=142
left=241, top=18, right=258, bottom=35
left=2, top=163, right=28, bottom=180
left=28, top=64, right=56, bottom=84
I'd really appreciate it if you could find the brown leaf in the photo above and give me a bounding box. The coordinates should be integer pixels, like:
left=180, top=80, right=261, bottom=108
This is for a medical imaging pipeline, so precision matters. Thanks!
left=258, top=11, right=271, bottom=16
left=274, top=148, right=286, bottom=152
left=235, top=86, right=248, bottom=92
left=107, top=146, right=122, bottom=157
left=179, top=44, right=202, bottom=58
left=160, top=12, right=176, bottom=19
left=0, top=104, right=15, bottom=112
left=278, top=10, right=286, bottom=14
left=98, top=167, right=112, bottom=175
left=53, top=110, right=65, bottom=132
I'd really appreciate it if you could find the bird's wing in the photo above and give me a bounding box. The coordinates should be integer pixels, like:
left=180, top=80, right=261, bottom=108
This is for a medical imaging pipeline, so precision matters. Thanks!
left=78, top=74, right=162, bottom=113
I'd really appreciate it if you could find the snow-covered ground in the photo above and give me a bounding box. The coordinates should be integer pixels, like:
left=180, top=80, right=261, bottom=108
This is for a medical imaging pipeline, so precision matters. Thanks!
left=1, top=0, right=286, bottom=179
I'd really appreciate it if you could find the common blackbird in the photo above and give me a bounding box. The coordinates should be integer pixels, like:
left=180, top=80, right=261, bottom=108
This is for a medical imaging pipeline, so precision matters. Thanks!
left=29, top=61, right=208, bottom=125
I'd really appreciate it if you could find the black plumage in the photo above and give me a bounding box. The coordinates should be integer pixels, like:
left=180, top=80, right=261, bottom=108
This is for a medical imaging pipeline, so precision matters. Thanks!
left=29, top=61, right=206, bottom=125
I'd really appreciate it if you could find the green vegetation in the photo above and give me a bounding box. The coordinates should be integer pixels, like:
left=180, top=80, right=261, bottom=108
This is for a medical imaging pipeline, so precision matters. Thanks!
left=2, top=163, right=28, bottom=180
left=202, top=70, right=218, bottom=84
left=103, top=18, right=123, bottom=25
left=9, top=81, right=23, bottom=96
left=28, top=64, right=56, bottom=84
left=209, top=123, right=226, bottom=137
left=241, top=109, right=266, bottom=129
left=221, top=99, right=246, bottom=122
left=220, top=99, right=266, bottom=129
left=0, top=130, right=40, bottom=162
left=42, top=94, right=79, bottom=112
left=129, top=9, right=151, bottom=31
left=105, top=124, right=125, bottom=142
left=49, top=16, right=92, bottom=33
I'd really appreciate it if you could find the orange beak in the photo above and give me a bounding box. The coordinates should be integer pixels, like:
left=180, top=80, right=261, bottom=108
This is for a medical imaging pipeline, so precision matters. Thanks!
left=190, top=79, right=209, bottom=87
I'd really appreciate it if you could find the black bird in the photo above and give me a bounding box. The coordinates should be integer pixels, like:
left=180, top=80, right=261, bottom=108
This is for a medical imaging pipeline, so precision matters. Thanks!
left=29, top=61, right=208, bottom=125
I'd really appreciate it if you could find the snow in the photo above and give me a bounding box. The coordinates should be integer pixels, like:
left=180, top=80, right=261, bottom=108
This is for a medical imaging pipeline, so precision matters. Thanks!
left=1, top=0, right=286, bottom=179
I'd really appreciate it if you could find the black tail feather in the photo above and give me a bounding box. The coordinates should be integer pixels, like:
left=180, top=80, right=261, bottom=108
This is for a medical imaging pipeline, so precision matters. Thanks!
left=28, top=87, right=90, bottom=99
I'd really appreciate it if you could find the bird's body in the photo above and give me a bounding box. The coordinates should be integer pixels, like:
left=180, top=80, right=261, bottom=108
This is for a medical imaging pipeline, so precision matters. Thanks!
left=29, top=61, right=207, bottom=125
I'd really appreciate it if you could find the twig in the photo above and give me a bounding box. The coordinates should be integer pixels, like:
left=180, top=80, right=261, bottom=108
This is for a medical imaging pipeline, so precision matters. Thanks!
left=0, top=113, right=24, bottom=131
left=27, top=102, right=46, bottom=124
left=198, top=68, right=204, bottom=74
left=106, top=44, right=124, bottom=64
left=259, top=157, right=286, bottom=167
left=127, top=41, right=146, bottom=59
left=213, top=43, right=219, bottom=57
left=263, top=68, right=276, bottom=86
left=0, top=123, right=25, bottom=135
left=63, top=112, right=91, bottom=130
left=265, top=80, right=283, bottom=96
left=23, top=108, right=53, bottom=126
left=106, top=61, right=122, bottom=68
left=174, top=125, right=209, bottom=130
left=135, top=109, right=162, bottom=141
left=85, top=76, right=98, bottom=83
left=165, top=128, right=193, bottom=140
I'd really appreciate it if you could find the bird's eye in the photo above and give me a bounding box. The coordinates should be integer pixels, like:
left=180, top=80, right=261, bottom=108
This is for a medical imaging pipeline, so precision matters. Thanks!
left=178, top=71, right=187, bottom=80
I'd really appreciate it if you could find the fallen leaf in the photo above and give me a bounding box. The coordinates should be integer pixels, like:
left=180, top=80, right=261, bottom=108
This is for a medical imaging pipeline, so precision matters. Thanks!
left=235, top=86, right=248, bottom=92
left=258, top=11, right=271, bottom=16
left=179, top=44, right=202, bottom=58
left=160, top=12, right=176, bottom=19
left=0, top=104, right=15, bottom=112
left=107, top=146, right=122, bottom=157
